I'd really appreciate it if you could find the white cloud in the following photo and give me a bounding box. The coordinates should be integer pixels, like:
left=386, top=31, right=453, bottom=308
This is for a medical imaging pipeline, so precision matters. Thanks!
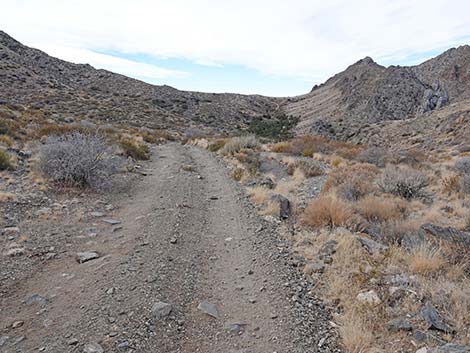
left=40, top=45, right=188, bottom=81
left=2, top=0, right=469, bottom=88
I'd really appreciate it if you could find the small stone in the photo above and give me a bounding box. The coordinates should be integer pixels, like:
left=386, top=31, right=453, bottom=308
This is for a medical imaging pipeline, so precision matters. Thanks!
left=25, top=294, right=48, bottom=306
left=90, top=212, right=105, bottom=217
left=152, top=301, right=172, bottom=320
left=356, top=290, right=381, bottom=304
left=2, top=226, right=20, bottom=236
left=416, top=348, right=427, bottom=353
left=76, top=252, right=100, bottom=263
left=225, top=322, right=246, bottom=333
left=0, top=336, right=9, bottom=347
left=170, top=237, right=177, bottom=244
left=6, top=247, right=25, bottom=256
left=303, top=262, right=325, bottom=275
left=387, top=318, right=414, bottom=332
left=106, top=288, right=115, bottom=295
left=67, top=338, right=79, bottom=345
left=109, top=331, right=118, bottom=337
left=83, top=343, right=104, bottom=353
left=103, top=219, right=121, bottom=225
left=12, top=320, right=24, bottom=328
left=198, top=300, right=219, bottom=319
left=356, top=236, right=389, bottom=254
left=420, top=304, right=453, bottom=333
left=117, top=341, right=130, bottom=350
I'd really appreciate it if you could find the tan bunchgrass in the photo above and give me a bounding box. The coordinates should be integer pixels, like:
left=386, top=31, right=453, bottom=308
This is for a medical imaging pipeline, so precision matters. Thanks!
left=248, top=186, right=270, bottom=205
left=355, top=196, right=404, bottom=223
left=406, top=244, right=446, bottom=275
left=302, top=195, right=354, bottom=228
left=0, top=192, right=15, bottom=201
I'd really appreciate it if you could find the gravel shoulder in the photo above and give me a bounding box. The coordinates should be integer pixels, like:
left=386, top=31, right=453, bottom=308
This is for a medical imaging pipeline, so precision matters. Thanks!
left=0, top=143, right=340, bottom=352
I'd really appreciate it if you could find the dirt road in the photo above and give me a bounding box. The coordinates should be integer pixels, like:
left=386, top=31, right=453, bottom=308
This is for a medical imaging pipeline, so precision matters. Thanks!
left=1, top=143, right=339, bottom=352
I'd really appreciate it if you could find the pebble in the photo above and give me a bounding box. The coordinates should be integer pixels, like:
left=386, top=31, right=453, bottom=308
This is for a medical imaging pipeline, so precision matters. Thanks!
left=76, top=251, right=100, bottom=264
left=83, top=343, right=104, bottom=353
left=198, top=300, right=219, bottom=319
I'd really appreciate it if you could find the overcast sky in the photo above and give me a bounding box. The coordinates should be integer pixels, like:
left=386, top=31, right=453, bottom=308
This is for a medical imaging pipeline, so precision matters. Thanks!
left=2, top=0, right=469, bottom=96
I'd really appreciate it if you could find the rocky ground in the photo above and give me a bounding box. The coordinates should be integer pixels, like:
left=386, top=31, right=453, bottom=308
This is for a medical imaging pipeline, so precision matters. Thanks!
left=0, top=143, right=341, bottom=353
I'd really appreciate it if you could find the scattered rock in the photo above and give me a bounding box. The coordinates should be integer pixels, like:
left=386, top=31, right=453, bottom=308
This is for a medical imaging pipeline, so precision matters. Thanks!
left=419, top=224, right=470, bottom=247
left=420, top=304, right=453, bottom=333
left=76, top=251, right=100, bottom=264
left=152, top=301, right=172, bottom=320
left=24, top=294, right=48, bottom=306
left=356, top=236, right=388, bottom=254
left=197, top=300, right=219, bottom=319
left=356, top=290, right=381, bottom=304
left=303, top=262, right=325, bottom=275
left=225, top=322, right=246, bottom=333
left=103, top=219, right=121, bottom=225
left=0, top=336, right=9, bottom=346
left=12, top=320, right=24, bottom=328
left=67, top=338, right=79, bottom=345
left=2, top=226, right=20, bottom=236
left=83, top=342, right=104, bottom=353
left=170, top=237, right=177, bottom=244
left=387, top=317, right=414, bottom=332
left=90, top=212, right=105, bottom=217
left=430, top=344, right=470, bottom=353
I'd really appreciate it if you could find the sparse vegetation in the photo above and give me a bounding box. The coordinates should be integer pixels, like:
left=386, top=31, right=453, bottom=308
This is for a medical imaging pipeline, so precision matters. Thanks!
left=120, top=139, right=150, bottom=160
left=302, top=196, right=354, bottom=228
left=378, top=165, right=428, bottom=199
left=356, top=195, right=403, bottom=223
left=287, top=159, right=324, bottom=177
left=356, top=146, right=387, bottom=167
left=40, top=133, right=120, bottom=189
left=0, top=150, right=14, bottom=170
left=0, top=134, right=13, bottom=147
left=246, top=114, right=299, bottom=141
left=220, top=135, right=259, bottom=155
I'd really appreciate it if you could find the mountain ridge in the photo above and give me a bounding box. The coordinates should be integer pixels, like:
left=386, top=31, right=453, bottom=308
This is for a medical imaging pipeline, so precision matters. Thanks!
left=1, top=30, right=469, bottom=148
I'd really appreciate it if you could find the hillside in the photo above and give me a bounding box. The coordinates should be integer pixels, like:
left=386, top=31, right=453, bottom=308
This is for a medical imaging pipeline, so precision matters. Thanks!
left=0, top=31, right=278, bottom=134
left=1, top=30, right=469, bottom=149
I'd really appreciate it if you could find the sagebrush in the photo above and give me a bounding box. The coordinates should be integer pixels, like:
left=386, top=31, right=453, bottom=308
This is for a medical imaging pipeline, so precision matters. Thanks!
left=40, top=133, right=120, bottom=189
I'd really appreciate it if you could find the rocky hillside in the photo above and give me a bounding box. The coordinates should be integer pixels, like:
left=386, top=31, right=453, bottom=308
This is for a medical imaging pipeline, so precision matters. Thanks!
left=0, top=31, right=278, bottom=134
left=1, top=30, right=469, bottom=148
left=283, top=46, right=470, bottom=148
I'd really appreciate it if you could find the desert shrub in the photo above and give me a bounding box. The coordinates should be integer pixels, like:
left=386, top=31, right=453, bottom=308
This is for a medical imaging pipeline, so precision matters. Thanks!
left=40, top=133, right=120, bottom=189
left=302, top=196, right=354, bottom=228
left=231, top=167, right=245, bottom=181
left=0, top=150, right=14, bottom=170
left=378, top=166, right=428, bottom=199
left=455, top=157, right=470, bottom=175
left=235, top=150, right=260, bottom=175
left=287, top=159, right=324, bottom=177
left=323, top=163, right=379, bottom=201
left=461, top=175, right=470, bottom=194
left=0, top=118, right=20, bottom=136
left=207, top=139, right=227, bottom=152
left=120, top=139, right=150, bottom=160
left=141, top=129, right=175, bottom=143
left=390, top=148, right=427, bottom=166
left=355, top=196, right=403, bottom=223
left=356, top=147, right=387, bottom=167
left=0, top=135, right=12, bottom=147
left=246, top=114, right=299, bottom=141
left=220, top=135, right=259, bottom=155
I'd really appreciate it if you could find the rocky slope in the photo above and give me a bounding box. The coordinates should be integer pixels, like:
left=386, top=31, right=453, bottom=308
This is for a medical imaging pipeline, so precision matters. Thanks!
left=1, top=30, right=469, bottom=148
left=0, top=31, right=278, bottom=134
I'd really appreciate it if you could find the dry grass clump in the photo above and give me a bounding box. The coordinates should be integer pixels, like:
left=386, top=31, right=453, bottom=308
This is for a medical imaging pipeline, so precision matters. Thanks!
left=0, top=192, right=16, bottom=201
left=231, top=167, right=245, bottom=181
left=288, top=135, right=360, bottom=158
left=323, top=163, right=379, bottom=201
left=140, top=129, right=174, bottom=144
left=120, top=139, right=150, bottom=160
left=0, top=135, right=13, bottom=147
left=37, top=123, right=91, bottom=137
left=0, top=150, right=14, bottom=171
left=378, top=165, right=428, bottom=199
left=406, top=244, right=446, bottom=275
left=302, top=196, right=354, bottom=228
left=207, top=138, right=227, bottom=152
left=287, top=159, right=324, bottom=177
left=339, top=312, right=374, bottom=353
left=356, top=196, right=404, bottom=223
left=248, top=186, right=270, bottom=205
left=220, top=135, right=259, bottom=155
left=0, top=118, right=21, bottom=137
left=442, top=173, right=462, bottom=194
left=270, top=141, right=292, bottom=153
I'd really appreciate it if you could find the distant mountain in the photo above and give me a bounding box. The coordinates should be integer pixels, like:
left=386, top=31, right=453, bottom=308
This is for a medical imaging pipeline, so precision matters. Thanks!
left=1, top=30, right=469, bottom=148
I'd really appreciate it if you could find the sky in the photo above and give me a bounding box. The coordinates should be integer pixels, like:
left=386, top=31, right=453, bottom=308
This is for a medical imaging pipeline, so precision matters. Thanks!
left=1, top=0, right=469, bottom=96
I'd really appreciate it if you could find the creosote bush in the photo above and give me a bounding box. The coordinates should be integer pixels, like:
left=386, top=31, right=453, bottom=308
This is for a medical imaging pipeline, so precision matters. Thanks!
left=378, top=166, right=428, bottom=199
left=287, top=159, right=324, bottom=177
left=120, top=139, right=150, bottom=160
left=40, top=133, right=120, bottom=189
left=356, top=146, right=387, bottom=167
